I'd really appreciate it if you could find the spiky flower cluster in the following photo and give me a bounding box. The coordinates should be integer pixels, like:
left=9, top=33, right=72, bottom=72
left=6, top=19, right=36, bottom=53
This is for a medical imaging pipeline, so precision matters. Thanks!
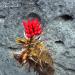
left=14, top=18, right=54, bottom=75
left=22, top=18, right=42, bottom=38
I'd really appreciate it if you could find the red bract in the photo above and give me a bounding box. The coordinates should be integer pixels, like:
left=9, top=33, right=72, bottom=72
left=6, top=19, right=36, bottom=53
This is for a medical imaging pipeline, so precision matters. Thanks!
left=22, top=18, right=42, bottom=38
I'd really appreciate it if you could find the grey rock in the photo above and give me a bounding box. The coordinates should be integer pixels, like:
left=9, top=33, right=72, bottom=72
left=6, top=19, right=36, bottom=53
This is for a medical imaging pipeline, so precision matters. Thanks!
left=0, top=0, right=75, bottom=75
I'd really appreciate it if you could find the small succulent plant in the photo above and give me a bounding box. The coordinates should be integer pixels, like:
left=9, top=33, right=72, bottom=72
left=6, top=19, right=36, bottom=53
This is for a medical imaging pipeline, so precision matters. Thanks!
left=14, top=13, right=54, bottom=75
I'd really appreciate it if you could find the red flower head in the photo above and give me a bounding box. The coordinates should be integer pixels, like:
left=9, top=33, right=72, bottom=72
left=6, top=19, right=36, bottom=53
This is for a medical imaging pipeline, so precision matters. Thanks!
left=22, top=18, right=42, bottom=38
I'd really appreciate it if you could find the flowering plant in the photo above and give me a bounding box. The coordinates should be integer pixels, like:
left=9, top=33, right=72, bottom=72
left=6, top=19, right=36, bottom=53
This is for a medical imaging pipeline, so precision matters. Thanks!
left=14, top=17, right=54, bottom=75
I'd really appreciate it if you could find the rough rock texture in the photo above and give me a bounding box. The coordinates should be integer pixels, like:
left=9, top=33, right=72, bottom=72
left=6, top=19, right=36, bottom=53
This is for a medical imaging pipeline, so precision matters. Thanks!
left=0, top=0, right=75, bottom=75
